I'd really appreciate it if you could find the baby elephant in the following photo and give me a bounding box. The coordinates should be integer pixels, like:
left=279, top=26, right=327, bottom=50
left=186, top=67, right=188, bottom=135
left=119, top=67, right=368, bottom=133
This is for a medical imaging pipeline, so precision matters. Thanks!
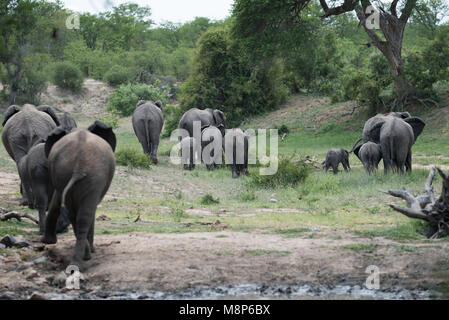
left=224, top=128, right=249, bottom=178
left=323, top=148, right=350, bottom=174
left=354, top=142, right=382, bottom=174
left=181, top=136, right=198, bottom=170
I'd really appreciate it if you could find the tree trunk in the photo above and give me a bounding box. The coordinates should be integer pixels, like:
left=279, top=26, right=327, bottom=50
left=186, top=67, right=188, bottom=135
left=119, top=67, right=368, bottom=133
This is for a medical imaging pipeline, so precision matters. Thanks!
left=384, top=167, right=449, bottom=239
left=355, top=6, right=415, bottom=110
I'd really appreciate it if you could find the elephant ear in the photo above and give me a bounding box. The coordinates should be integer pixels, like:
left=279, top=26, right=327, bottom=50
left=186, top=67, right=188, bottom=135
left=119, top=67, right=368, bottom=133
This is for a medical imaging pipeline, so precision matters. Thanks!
left=136, top=100, right=147, bottom=108
left=155, top=100, right=163, bottom=111
left=367, top=121, right=384, bottom=144
left=45, top=127, right=69, bottom=158
left=37, top=105, right=60, bottom=126
left=88, top=120, right=117, bottom=152
left=213, top=110, right=226, bottom=127
left=2, top=105, right=21, bottom=127
left=399, top=112, right=411, bottom=119
left=353, top=145, right=362, bottom=161
left=404, top=117, right=425, bottom=142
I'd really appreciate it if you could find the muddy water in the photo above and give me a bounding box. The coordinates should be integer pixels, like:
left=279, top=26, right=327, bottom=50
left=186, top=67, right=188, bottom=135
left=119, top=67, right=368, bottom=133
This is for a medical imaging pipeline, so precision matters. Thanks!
left=62, top=283, right=434, bottom=300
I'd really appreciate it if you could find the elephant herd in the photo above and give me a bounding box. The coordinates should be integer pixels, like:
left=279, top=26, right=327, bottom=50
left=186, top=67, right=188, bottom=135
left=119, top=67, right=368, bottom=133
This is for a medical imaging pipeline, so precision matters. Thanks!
left=132, top=103, right=249, bottom=178
left=0, top=101, right=246, bottom=269
left=0, top=103, right=426, bottom=270
left=323, top=112, right=426, bottom=174
left=2, top=104, right=116, bottom=269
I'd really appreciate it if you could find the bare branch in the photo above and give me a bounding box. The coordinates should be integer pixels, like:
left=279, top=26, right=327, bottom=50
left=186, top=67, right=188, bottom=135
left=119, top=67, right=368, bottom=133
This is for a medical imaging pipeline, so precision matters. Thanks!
left=319, top=0, right=358, bottom=18
left=400, top=0, right=418, bottom=22
left=389, top=204, right=429, bottom=220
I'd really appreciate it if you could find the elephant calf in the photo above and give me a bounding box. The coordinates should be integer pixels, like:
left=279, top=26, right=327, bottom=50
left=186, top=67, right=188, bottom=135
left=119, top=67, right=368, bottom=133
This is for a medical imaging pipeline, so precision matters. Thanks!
left=224, top=129, right=249, bottom=178
left=181, top=136, right=198, bottom=170
left=42, top=121, right=116, bottom=270
left=323, top=148, right=350, bottom=174
left=201, top=125, right=224, bottom=171
left=18, top=142, right=70, bottom=234
left=132, top=100, right=164, bottom=164
left=354, top=142, right=382, bottom=174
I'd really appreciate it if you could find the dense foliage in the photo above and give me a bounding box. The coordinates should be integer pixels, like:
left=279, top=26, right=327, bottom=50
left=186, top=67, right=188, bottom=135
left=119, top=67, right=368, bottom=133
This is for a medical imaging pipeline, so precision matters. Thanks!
left=0, top=0, right=448, bottom=122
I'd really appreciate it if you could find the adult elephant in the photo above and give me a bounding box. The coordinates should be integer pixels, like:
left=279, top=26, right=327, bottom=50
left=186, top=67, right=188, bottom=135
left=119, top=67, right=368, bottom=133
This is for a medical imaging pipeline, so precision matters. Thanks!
left=351, top=112, right=425, bottom=173
left=2, top=104, right=60, bottom=204
left=42, top=121, right=116, bottom=270
left=179, top=108, right=226, bottom=138
left=132, top=100, right=164, bottom=164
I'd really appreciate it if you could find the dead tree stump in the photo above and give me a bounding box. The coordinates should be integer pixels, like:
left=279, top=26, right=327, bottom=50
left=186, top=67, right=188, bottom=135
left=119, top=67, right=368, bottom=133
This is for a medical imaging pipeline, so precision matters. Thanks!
left=383, top=167, right=449, bottom=239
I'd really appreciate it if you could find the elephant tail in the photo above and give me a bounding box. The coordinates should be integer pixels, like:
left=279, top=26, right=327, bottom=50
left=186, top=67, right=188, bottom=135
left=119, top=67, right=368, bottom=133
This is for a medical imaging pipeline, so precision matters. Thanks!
left=60, top=171, right=86, bottom=216
left=349, top=136, right=362, bottom=154
left=144, top=120, right=151, bottom=154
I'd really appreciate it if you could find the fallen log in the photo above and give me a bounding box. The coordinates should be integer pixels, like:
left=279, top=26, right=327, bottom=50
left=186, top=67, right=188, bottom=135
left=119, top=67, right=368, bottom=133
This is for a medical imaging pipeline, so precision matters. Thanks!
left=0, top=207, right=39, bottom=224
left=382, top=167, right=449, bottom=239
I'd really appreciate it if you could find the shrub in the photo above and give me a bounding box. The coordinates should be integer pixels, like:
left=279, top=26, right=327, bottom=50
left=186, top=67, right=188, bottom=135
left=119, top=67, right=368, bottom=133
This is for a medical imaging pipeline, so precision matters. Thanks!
left=104, top=65, right=131, bottom=86
left=99, top=112, right=120, bottom=129
left=115, top=148, right=152, bottom=169
left=52, top=62, right=84, bottom=91
left=250, top=157, right=310, bottom=188
left=162, top=104, right=184, bottom=138
left=200, top=194, right=220, bottom=205
left=238, top=189, right=256, bottom=202
left=16, top=69, right=48, bottom=105
left=106, top=83, right=168, bottom=116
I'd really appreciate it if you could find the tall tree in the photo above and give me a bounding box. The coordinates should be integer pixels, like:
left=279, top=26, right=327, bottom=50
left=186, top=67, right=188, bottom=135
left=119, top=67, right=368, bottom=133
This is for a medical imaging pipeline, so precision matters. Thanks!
left=233, top=0, right=423, bottom=108
left=0, top=0, right=39, bottom=104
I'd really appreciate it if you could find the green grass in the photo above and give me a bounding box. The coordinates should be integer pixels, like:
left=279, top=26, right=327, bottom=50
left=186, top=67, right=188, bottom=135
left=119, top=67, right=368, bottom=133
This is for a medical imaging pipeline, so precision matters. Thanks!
left=116, top=147, right=152, bottom=169
left=341, top=244, right=376, bottom=252
left=200, top=194, right=220, bottom=205
left=244, top=249, right=291, bottom=256
left=274, top=228, right=310, bottom=238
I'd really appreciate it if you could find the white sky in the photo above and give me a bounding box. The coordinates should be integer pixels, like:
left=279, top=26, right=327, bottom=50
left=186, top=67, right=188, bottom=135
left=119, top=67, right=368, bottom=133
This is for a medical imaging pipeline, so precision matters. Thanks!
left=61, top=0, right=449, bottom=25
left=61, top=0, right=235, bottom=24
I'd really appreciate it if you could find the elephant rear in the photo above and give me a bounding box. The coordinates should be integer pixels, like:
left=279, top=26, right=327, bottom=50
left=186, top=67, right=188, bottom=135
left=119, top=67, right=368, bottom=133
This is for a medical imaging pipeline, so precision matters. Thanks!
left=132, top=102, right=164, bottom=164
left=43, top=123, right=116, bottom=269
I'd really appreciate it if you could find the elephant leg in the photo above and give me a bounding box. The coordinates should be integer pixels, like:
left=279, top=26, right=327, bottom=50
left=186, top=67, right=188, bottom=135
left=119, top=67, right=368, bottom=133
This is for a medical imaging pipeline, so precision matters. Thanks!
left=33, top=184, right=48, bottom=235
left=71, top=206, right=95, bottom=268
left=342, top=162, right=349, bottom=172
left=151, top=141, right=159, bottom=164
left=41, top=191, right=62, bottom=244
left=406, top=151, right=412, bottom=173
left=88, top=217, right=95, bottom=253
left=332, top=165, right=338, bottom=175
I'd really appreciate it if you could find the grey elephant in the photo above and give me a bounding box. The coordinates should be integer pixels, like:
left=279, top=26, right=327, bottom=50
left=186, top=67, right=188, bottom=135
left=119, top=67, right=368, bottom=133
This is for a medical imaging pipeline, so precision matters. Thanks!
left=179, top=108, right=226, bottom=138
left=17, top=141, right=70, bottom=234
left=42, top=121, right=116, bottom=270
left=323, top=148, right=350, bottom=174
left=353, top=142, right=382, bottom=174
left=201, top=125, right=224, bottom=171
left=2, top=104, right=60, bottom=205
left=58, top=112, right=77, bottom=131
left=224, top=128, right=249, bottom=178
left=351, top=112, right=425, bottom=173
left=180, top=136, right=198, bottom=170
left=132, top=100, right=164, bottom=164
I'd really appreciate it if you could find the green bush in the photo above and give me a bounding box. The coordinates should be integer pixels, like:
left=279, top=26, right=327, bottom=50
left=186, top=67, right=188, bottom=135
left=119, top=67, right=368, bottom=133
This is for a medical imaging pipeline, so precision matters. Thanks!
left=116, top=148, right=152, bottom=169
left=99, top=112, right=120, bottom=129
left=250, top=157, right=310, bottom=188
left=200, top=194, right=220, bottom=205
left=162, top=104, right=184, bottom=138
left=52, top=62, right=84, bottom=91
left=16, top=69, right=48, bottom=105
left=106, top=83, right=168, bottom=116
left=104, top=65, right=131, bottom=86
left=179, top=26, right=288, bottom=127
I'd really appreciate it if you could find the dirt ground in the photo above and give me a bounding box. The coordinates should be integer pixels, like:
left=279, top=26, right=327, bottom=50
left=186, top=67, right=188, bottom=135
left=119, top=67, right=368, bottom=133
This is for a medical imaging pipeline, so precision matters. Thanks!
left=1, top=167, right=449, bottom=300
